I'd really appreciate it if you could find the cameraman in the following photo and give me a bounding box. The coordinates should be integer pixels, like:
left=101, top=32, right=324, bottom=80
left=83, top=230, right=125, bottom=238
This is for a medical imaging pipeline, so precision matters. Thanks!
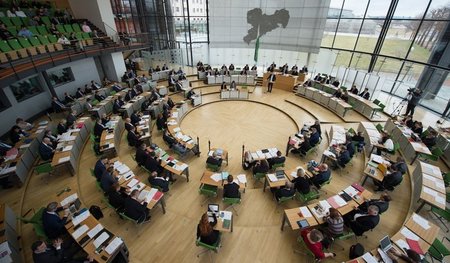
left=404, top=88, right=422, bottom=117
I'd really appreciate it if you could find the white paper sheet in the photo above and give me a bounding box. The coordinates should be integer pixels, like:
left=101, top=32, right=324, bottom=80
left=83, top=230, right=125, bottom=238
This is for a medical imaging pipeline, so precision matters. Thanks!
left=60, top=193, right=78, bottom=207
left=299, top=207, right=312, bottom=218
left=72, top=224, right=89, bottom=240
left=87, top=223, right=104, bottom=239
left=58, top=156, right=70, bottom=164
left=412, top=214, right=430, bottom=230
left=237, top=174, right=247, bottom=184
left=93, top=232, right=110, bottom=248
left=105, top=237, right=123, bottom=255
left=423, top=187, right=437, bottom=197
left=127, top=178, right=139, bottom=188
left=362, top=252, right=378, bottom=263
left=267, top=174, right=278, bottom=182
left=400, top=227, right=419, bottom=241
left=210, top=173, right=222, bottom=182
left=72, top=210, right=90, bottom=226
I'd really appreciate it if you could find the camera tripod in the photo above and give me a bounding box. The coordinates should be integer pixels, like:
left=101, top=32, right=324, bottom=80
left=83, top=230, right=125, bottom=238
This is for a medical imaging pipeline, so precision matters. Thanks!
left=390, top=98, right=408, bottom=116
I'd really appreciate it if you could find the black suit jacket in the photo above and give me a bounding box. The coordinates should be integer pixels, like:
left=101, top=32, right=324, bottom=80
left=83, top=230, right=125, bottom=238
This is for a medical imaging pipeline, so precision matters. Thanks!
left=94, top=122, right=106, bottom=137
left=144, top=157, right=162, bottom=173
left=51, top=100, right=65, bottom=112
left=349, top=214, right=380, bottom=236
left=66, top=114, right=76, bottom=127
left=135, top=147, right=150, bottom=166
left=127, top=131, right=140, bottom=147
left=95, top=94, right=105, bottom=101
left=360, top=199, right=389, bottom=214
left=107, top=189, right=125, bottom=210
left=223, top=182, right=240, bottom=198
left=382, top=171, right=402, bottom=189
left=311, top=169, right=331, bottom=187
left=206, top=156, right=222, bottom=166
left=113, top=101, right=121, bottom=114
left=148, top=176, right=169, bottom=192
left=359, top=91, right=370, bottom=100
left=39, top=143, right=54, bottom=161
left=42, top=210, right=67, bottom=239
left=57, top=124, right=67, bottom=135
left=75, top=90, right=84, bottom=98
left=130, top=113, right=141, bottom=125
left=124, top=197, right=148, bottom=222
left=125, top=122, right=135, bottom=132
left=292, top=176, right=311, bottom=194
left=33, top=246, right=64, bottom=263
left=268, top=156, right=285, bottom=166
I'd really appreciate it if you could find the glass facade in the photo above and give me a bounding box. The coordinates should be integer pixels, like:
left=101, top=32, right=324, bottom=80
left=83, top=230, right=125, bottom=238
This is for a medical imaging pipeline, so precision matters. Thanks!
left=110, top=0, right=208, bottom=66
left=323, top=0, right=450, bottom=115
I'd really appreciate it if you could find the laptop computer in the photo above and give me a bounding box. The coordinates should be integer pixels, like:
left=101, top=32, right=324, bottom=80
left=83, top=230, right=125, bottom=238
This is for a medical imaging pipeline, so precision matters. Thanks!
left=379, top=235, right=393, bottom=253
left=69, top=198, right=82, bottom=214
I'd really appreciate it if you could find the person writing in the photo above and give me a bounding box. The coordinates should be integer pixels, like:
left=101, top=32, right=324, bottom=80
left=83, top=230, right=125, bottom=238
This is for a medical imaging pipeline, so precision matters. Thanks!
left=223, top=175, right=240, bottom=198
left=124, top=189, right=151, bottom=223
left=197, top=212, right=220, bottom=246
left=310, top=164, right=331, bottom=188
left=206, top=151, right=223, bottom=168
left=292, top=167, right=311, bottom=194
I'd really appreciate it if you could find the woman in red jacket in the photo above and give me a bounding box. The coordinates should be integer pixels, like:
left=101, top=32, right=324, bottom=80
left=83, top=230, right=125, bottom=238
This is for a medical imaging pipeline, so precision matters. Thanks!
left=301, top=228, right=336, bottom=260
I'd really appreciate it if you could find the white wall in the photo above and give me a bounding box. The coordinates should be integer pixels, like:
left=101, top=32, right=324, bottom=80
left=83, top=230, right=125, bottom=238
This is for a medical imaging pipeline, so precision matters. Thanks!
left=68, top=0, right=117, bottom=36
left=51, top=58, right=101, bottom=99
left=100, top=52, right=127, bottom=82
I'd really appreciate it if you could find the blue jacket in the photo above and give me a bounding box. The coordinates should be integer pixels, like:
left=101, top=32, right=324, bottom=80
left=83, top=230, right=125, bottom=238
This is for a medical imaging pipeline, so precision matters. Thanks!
left=39, top=143, right=54, bottom=161
left=42, top=210, right=67, bottom=239
left=309, top=132, right=320, bottom=147
left=94, top=159, right=106, bottom=181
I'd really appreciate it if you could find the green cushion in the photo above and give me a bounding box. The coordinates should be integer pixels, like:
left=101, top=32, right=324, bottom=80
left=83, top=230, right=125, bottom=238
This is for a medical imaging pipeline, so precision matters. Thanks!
left=0, top=17, right=13, bottom=27
left=38, top=35, right=50, bottom=45
left=7, top=26, right=17, bottom=36
left=29, top=36, right=41, bottom=46
left=10, top=16, right=23, bottom=27
left=41, top=16, right=51, bottom=27
left=48, top=35, right=57, bottom=43
left=64, top=24, right=73, bottom=33
left=18, top=37, right=31, bottom=48
left=75, top=32, right=83, bottom=40
left=72, top=23, right=82, bottom=32
left=7, top=39, right=23, bottom=50
left=37, top=25, right=49, bottom=35
left=82, top=32, right=91, bottom=39
left=56, top=24, right=65, bottom=33
left=28, top=26, right=38, bottom=36
left=0, top=40, right=13, bottom=52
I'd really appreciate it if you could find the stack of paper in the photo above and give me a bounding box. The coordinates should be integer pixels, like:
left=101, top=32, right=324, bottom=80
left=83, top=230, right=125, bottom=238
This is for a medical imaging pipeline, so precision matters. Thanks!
left=267, top=174, right=278, bottom=182
left=62, top=145, right=73, bottom=152
left=72, top=224, right=89, bottom=240
left=127, top=178, right=139, bottom=188
left=60, top=193, right=78, bottom=207
left=87, top=224, right=104, bottom=238
left=72, top=210, right=90, bottom=226
left=210, top=173, right=222, bottom=182
left=105, top=237, right=123, bottom=255
left=412, top=214, right=430, bottom=230
left=58, top=156, right=71, bottom=164
left=105, top=134, right=114, bottom=140
left=237, top=174, right=247, bottom=184
left=93, top=232, right=110, bottom=248
left=299, top=207, right=312, bottom=218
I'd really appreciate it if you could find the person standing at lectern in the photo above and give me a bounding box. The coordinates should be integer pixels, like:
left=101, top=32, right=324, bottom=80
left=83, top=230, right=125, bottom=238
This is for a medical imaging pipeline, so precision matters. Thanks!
left=267, top=71, right=276, bottom=93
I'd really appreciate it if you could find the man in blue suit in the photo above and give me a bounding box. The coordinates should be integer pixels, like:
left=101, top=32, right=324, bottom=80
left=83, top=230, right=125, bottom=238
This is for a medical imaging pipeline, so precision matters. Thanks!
left=39, top=138, right=55, bottom=161
left=309, top=127, right=320, bottom=147
left=94, top=156, right=109, bottom=181
left=42, top=202, right=69, bottom=239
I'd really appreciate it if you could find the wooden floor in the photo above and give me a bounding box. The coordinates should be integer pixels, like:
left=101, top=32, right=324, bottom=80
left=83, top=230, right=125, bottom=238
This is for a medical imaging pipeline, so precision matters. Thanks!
left=6, top=83, right=450, bottom=263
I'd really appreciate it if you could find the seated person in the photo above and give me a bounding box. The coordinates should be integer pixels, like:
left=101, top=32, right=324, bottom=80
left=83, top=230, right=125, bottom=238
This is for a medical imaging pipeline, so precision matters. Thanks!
left=16, top=117, right=33, bottom=131
left=412, top=121, right=423, bottom=135
left=352, top=131, right=365, bottom=143
left=42, top=202, right=69, bottom=239
left=335, top=145, right=351, bottom=168
left=94, top=119, right=107, bottom=138
left=341, top=90, right=349, bottom=102
left=206, top=151, right=222, bottom=167
left=274, top=181, right=295, bottom=201
left=345, top=136, right=355, bottom=158
left=331, top=79, right=340, bottom=87
left=390, top=156, right=407, bottom=175
left=223, top=174, right=240, bottom=198
left=345, top=205, right=380, bottom=236
left=9, top=125, right=25, bottom=144
left=376, top=131, right=394, bottom=155
left=359, top=192, right=391, bottom=214
left=349, top=85, right=359, bottom=95
left=156, top=114, right=167, bottom=131
left=268, top=151, right=285, bottom=168
left=44, top=130, right=58, bottom=148
left=298, top=134, right=312, bottom=156
left=401, top=115, right=414, bottom=128
left=301, top=228, right=336, bottom=260
left=163, top=129, right=177, bottom=148
left=124, top=189, right=151, bottom=223
left=144, top=151, right=165, bottom=175
left=197, top=212, right=220, bottom=246
left=310, top=164, right=331, bottom=188
left=94, top=157, right=109, bottom=181
left=292, top=167, right=311, bottom=194
left=220, top=82, right=227, bottom=90
left=100, top=113, right=110, bottom=126
left=310, top=120, right=322, bottom=138
left=148, top=171, right=170, bottom=192
left=127, top=126, right=142, bottom=147
left=100, top=166, right=118, bottom=192
left=57, top=120, right=68, bottom=135
left=333, top=88, right=343, bottom=98
left=374, top=165, right=403, bottom=191
left=94, top=91, right=105, bottom=102
left=387, top=248, right=421, bottom=263
left=252, top=159, right=269, bottom=175
left=39, top=138, right=55, bottom=161
left=32, top=239, right=92, bottom=263
left=421, top=130, right=437, bottom=149
left=359, top=88, right=370, bottom=99
left=66, top=110, right=77, bottom=128
left=325, top=207, right=344, bottom=236
left=124, top=118, right=135, bottom=132
left=107, top=183, right=126, bottom=211
left=130, top=112, right=142, bottom=126
left=309, top=127, right=320, bottom=147
left=135, top=143, right=151, bottom=166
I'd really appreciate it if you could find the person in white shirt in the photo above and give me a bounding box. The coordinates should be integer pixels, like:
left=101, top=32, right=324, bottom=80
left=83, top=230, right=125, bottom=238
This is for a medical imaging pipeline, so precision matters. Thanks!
left=377, top=131, right=394, bottom=155
left=15, top=118, right=33, bottom=131
left=57, top=34, right=70, bottom=45
left=82, top=21, right=92, bottom=33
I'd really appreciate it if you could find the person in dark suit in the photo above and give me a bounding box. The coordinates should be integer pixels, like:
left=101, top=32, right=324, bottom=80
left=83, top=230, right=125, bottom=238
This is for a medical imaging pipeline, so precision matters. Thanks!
left=223, top=175, right=240, bottom=198
left=359, top=88, right=370, bottom=100
left=390, top=156, right=407, bottom=175
left=57, top=120, right=67, bottom=135
left=252, top=159, right=269, bottom=175
left=148, top=171, right=170, bottom=192
left=156, top=113, right=167, bottom=131
left=313, top=73, right=321, bottom=81
left=94, top=157, right=109, bottom=181
left=412, top=121, right=423, bottom=135
left=298, top=134, right=312, bottom=156
left=197, top=212, right=220, bottom=246
left=162, top=64, right=168, bottom=70
left=144, top=151, right=165, bottom=175
left=149, top=90, right=160, bottom=103
left=141, top=99, right=150, bottom=112
left=94, top=119, right=107, bottom=138
left=174, top=79, right=183, bottom=92
left=309, top=127, right=320, bottom=147
left=267, top=72, right=276, bottom=93
left=75, top=88, right=84, bottom=98
left=39, top=138, right=55, bottom=161
left=359, top=192, right=391, bottom=214
left=112, top=98, right=122, bottom=114
left=107, top=183, right=126, bottom=211
left=310, top=164, right=331, bottom=188
left=124, top=118, right=134, bottom=132
left=127, top=126, right=142, bottom=147
left=168, top=74, right=176, bottom=87
left=130, top=112, right=141, bottom=126
left=100, top=113, right=110, bottom=126
left=274, top=181, right=296, bottom=201
left=32, top=239, right=65, bottom=263
left=94, top=91, right=105, bottom=102
left=374, top=165, right=403, bottom=191
left=100, top=166, right=118, bottom=192
left=336, top=145, right=351, bottom=168
left=112, top=83, right=124, bottom=92
left=9, top=125, right=24, bottom=144
left=44, top=130, right=58, bottom=149
left=135, top=143, right=150, bottom=166
left=229, top=64, right=235, bottom=70
left=66, top=110, right=77, bottom=128
left=64, top=92, right=75, bottom=104
left=220, top=81, right=227, bottom=90
left=421, top=130, right=437, bottom=149
left=349, top=85, right=359, bottom=95
left=124, top=189, right=151, bottom=223
left=206, top=152, right=222, bottom=167
left=268, top=151, right=285, bottom=168
left=346, top=205, right=380, bottom=236
left=155, top=65, right=161, bottom=72
left=42, top=202, right=69, bottom=239
left=51, top=97, right=68, bottom=113
left=124, top=90, right=134, bottom=101
left=163, top=129, right=177, bottom=148
left=251, top=65, right=257, bottom=70
left=292, top=167, right=311, bottom=194
left=332, top=79, right=340, bottom=87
